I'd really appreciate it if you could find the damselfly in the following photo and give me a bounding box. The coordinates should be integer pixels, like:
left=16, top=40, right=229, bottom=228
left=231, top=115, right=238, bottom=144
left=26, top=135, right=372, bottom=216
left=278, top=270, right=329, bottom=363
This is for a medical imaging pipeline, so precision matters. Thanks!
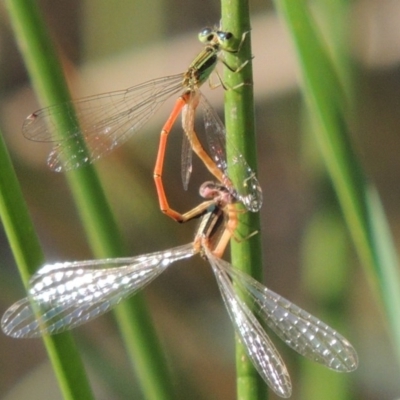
left=23, top=27, right=262, bottom=214
left=2, top=182, right=357, bottom=398
left=154, top=92, right=262, bottom=220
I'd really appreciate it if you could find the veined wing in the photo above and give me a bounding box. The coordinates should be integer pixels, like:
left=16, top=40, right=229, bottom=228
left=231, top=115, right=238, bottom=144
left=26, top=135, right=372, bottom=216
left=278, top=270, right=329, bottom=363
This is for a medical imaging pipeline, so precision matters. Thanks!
left=180, top=91, right=207, bottom=191
left=206, top=249, right=292, bottom=398
left=200, top=95, right=263, bottom=212
left=181, top=127, right=193, bottom=191
left=1, top=244, right=194, bottom=338
left=23, top=74, right=184, bottom=172
left=219, top=257, right=358, bottom=372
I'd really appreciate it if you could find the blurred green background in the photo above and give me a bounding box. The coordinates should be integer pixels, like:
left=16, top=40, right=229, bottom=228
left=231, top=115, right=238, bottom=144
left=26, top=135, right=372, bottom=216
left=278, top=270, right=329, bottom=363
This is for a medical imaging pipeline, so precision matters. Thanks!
left=0, top=0, right=400, bottom=399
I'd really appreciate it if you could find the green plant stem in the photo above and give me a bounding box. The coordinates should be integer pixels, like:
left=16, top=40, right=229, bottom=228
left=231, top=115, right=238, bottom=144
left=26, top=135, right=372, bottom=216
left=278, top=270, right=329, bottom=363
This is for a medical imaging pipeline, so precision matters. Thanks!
left=0, top=130, right=95, bottom=400
left=221, top=2, right=266, bottom=399
left=5, top=1, right=175, bottom=399
left=273, top=0, right=400, bottom=368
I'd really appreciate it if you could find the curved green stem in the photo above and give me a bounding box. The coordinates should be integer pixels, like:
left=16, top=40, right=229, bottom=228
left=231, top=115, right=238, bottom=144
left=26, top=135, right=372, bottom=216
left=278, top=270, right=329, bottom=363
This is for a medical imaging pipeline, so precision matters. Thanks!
left=5, top=1, right=175, bottom=399
left=0, top=128, right=95, bottom=400
left=274, top=0, right=400, bottom=370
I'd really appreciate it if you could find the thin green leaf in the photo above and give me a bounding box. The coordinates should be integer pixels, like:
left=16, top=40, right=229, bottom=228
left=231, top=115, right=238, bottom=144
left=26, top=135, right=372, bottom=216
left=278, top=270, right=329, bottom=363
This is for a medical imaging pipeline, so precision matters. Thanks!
left=0, top=129, right=95, bottom=400
left=273, top=0, right=400, bottom=368
left=5, top=1, right=175, bottom=399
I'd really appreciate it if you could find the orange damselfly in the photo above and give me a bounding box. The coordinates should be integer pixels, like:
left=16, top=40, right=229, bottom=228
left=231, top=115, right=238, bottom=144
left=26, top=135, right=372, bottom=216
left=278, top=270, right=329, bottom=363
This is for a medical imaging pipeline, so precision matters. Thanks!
left=2, top=182, right=357, bottom=398
left=23, top=27, right=262, bottom=215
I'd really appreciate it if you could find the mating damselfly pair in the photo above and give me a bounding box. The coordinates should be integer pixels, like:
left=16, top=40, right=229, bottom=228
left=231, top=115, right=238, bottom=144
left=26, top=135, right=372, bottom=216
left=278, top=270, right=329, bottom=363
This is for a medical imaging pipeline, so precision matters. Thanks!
left=2, top=26, right=357, bottom=398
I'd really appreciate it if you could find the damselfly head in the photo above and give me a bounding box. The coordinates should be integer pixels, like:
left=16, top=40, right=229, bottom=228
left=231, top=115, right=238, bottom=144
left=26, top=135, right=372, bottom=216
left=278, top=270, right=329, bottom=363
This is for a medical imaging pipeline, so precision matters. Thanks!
left=198, top=27, right=214, bottom=44
left=199, top=181, right=234, bottom=207
left=198, top=27, right=234, bottom=49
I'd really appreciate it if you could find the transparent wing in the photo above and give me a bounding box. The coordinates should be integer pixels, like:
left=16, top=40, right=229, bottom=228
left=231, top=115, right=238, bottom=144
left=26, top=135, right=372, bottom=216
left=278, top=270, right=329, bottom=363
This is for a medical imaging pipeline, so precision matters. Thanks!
left=206, top=249, right=292, bottom=398
left=200, top=95, right=263, bottom=212
left=181, top=118, right=193, bottom=190
left=2, top=243, right=194, bottom=338
left=23, top=74, right=184, bottom=172
left=216, top=255, right=358, bottom=373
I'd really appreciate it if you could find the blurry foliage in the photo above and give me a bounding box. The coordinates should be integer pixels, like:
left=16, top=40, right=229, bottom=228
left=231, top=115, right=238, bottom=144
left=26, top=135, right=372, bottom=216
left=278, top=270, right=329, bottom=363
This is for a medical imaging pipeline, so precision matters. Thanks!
left=0, top=0, right=400, bottom=399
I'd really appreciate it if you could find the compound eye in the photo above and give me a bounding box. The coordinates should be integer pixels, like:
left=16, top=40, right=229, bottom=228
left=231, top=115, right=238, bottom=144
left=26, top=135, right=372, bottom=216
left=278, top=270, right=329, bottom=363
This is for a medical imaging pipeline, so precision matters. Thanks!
left=198, top=27, right=213, bottom=44
left=217, top=31, right=233, bottom=42
left=216, top=31, right=234, bottom=50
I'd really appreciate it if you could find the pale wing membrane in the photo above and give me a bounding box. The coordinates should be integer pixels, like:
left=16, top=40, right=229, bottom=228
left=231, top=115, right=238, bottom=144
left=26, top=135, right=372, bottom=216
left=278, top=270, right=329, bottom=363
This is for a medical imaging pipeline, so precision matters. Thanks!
left=23, top=75, right=184, bottom=172
left=221, top=260, right=358, bottom=372
left=200, top=95, right=263, bottom=212
left=2, top=244, right=194, bottom=338
left=181, top=103, right=193, bottom=190
left=207, top=250, right=292, bottom=398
